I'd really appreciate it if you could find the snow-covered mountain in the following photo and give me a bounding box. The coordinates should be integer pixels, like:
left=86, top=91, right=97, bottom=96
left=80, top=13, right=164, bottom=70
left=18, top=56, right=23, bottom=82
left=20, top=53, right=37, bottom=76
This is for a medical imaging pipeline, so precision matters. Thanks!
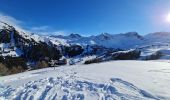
left=50, top=32, right=144, bottom=49
left=1, top=22, right=170, bottom=100
left=145, top=32, right=170, bottom=43
left=1, top=21, right=170, bottom=75
left=50, top=31, right=170, bottom=61
left=50, top=31, right=170, bottom=49
left=1, top=21, right=170, bottom=50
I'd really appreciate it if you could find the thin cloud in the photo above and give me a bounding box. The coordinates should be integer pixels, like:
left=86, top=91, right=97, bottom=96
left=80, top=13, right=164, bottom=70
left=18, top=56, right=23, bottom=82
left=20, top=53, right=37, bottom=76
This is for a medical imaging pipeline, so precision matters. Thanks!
left=53, top=31, right=68, bottom=35
left=0, top=12, right=28, bottom=32
left=31, top=26, right=50, bottom=31
left=0, top=12, right=68, bottom=35
left=36, top=30, right=68, bottom=36
left=0, top=12, right=22, bottom=25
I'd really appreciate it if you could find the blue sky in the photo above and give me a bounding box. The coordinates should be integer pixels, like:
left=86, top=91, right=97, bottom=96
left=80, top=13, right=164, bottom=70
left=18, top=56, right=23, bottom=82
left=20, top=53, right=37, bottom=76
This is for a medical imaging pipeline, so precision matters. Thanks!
left=0, top=0, right=170, bottom=35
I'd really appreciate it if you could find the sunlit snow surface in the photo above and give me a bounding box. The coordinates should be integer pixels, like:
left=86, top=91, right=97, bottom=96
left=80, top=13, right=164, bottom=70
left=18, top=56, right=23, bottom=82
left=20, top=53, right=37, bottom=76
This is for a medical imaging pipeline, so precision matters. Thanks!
left=0, top=61, right=170, bottom=100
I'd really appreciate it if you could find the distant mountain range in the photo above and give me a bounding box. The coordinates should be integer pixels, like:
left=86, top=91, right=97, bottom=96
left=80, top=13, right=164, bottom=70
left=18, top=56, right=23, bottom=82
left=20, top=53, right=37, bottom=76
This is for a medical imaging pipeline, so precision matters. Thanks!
left=1, top=21, right=170, bottom=75
left=49, top=31, right=170, bottom=49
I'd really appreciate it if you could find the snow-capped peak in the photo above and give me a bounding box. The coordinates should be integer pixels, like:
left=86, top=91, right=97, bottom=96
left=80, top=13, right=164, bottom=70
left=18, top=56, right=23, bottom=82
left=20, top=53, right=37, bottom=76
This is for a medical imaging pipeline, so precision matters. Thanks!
left=144, top=32, right=170, bottom=44
left=146, top=32, right=170, bottom=37
left=121, top=32, right=143, bottom=39
left=97, top=33, right=112, bottom=40
left=68, top=33, right=82, bottom=38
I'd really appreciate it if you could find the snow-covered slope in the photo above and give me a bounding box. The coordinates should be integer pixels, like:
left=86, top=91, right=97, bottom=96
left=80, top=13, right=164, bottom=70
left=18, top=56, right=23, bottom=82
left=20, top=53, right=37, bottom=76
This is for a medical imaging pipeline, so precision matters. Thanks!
left=0, top=61, right=170, bottom=100
left=145, top=32, right=170, bottom=44
left=0, top=21, right=55, bottom=45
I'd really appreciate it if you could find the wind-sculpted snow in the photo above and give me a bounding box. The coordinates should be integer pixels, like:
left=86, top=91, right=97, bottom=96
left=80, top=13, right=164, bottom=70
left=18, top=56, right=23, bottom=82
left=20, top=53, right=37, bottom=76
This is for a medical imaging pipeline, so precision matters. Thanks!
left=0, top=77, right=158, bottom=100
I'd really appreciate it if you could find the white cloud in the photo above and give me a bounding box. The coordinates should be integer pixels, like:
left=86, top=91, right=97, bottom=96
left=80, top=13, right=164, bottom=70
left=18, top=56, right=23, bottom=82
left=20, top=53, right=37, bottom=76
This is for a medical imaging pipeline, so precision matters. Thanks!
left=0, top=12, right=22, bottom=26
left=30, top=25, right=68, bottom=36
left=0, top=12, right=68, bottom=36
left=30, top=26, right=50, bottom=31
left=53, top=31, right=68, bottom=35
left=36, top=30, right=68, bottom=36
left=0, top=12, right=28, bottom=32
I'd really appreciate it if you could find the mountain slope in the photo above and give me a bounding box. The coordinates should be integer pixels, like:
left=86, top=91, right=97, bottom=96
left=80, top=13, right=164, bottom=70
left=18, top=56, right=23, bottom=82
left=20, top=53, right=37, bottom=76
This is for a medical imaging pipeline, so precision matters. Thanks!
left=145, top=32, right=170, bottom=44
left=0, top=22, right=64, bottom=75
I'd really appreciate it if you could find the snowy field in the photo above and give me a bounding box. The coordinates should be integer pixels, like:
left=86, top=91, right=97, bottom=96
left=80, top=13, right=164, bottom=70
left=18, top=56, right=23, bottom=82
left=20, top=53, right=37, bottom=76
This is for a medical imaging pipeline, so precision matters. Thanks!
left=0, top=61, right=170, bottom=100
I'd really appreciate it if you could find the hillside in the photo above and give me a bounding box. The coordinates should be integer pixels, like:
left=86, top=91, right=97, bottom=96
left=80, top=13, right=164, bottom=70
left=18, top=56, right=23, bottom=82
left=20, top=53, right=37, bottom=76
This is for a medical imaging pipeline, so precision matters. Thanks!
left=0, top=61, right=170, bottom=99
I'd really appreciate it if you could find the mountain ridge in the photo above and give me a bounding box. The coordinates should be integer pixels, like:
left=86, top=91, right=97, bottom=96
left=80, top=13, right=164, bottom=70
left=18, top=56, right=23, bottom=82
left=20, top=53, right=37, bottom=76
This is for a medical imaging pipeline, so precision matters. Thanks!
left=1, top=21, right=170, bottom=75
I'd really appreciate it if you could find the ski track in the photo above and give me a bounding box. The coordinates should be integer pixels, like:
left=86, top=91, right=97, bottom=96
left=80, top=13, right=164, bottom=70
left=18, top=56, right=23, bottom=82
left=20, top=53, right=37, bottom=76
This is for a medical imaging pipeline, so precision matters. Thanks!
left=0, top=71, right=158, bottom=100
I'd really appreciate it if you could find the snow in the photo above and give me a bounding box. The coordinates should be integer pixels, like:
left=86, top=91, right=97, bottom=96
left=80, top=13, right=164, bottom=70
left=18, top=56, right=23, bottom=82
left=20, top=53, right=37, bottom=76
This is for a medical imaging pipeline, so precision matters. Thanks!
left=3, top=20, right=170, bottom=51
left=67, top=55, right=97, bottom=65
left=144, top=32, right=170, bottom=43
left=47, top=32, right=170, bottom=50
left=49, top=32, right=144, bottom=49
left=0, top=43, right=23, bottom=57
left=0, top=61, right=170, bottom=100
left=3, top=20, right=170, bottom=53
left=44, top=36, right=70, bottom=46
left=139, top=44, right=170, bottom=60
left=1, top=21, right=170, bottom=99
left=0, top=22, right=4, bottom=29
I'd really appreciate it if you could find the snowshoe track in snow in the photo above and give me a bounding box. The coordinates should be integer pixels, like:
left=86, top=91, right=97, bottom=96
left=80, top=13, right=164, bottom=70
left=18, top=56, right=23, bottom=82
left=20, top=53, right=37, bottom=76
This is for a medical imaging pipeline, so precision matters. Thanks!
left=0, top=77, right=158, bottom=100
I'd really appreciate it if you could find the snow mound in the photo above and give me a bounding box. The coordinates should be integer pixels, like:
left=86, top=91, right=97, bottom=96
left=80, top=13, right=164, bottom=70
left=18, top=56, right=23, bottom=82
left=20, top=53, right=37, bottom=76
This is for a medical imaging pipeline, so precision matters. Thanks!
left=0, top=77, right=157, bottom=100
